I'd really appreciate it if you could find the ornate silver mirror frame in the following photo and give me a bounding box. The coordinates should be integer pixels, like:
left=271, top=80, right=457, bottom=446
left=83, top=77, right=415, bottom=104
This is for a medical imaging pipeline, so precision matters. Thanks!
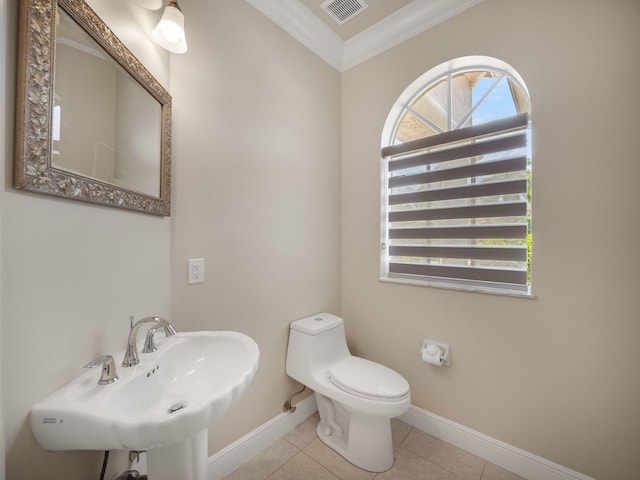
left=15, top=0, right=172, bottom=216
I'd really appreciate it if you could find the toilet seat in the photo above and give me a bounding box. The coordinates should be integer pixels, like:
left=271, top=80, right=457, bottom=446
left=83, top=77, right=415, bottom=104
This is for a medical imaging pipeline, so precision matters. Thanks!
left=329, top=356, right=409, bottom=400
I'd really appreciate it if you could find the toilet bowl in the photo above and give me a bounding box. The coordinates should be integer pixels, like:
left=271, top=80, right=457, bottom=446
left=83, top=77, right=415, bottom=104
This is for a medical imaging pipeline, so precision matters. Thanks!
left=285, top=313, right=410, bottom=472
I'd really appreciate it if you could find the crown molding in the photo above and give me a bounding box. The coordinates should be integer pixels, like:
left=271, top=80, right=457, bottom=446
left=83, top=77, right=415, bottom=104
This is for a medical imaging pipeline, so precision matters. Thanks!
left=246, top=0, right=344, bottom=70
left=342, top=0, right=484, bottom=71
left=246, top=0, right=484, bottom=72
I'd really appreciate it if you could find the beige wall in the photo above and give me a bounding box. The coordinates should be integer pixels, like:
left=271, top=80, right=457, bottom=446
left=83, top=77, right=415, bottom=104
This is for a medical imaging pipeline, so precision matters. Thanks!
left=341, top=1, right=640, bottom=479
left=1, top=0, right=8, bottom=474
left=2, top=1, right=171, bottom=478
left=0, top=0, right=340, bottom=476
left=169, top=0, right=341, bottom=453
left=3, top=0, right=639, bottom=479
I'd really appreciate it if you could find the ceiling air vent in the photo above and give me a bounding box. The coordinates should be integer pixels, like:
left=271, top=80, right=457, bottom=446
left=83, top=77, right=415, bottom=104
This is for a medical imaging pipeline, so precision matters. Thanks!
left=321, top=0, right=368, bottom=25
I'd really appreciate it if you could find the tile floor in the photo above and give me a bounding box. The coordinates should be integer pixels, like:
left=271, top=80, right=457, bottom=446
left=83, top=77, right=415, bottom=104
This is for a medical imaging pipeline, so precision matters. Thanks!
left=224, top=413, right=525, bottom=480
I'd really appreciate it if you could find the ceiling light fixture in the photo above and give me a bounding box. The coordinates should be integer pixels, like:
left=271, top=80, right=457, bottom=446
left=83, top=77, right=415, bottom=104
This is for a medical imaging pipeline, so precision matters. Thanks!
left=152, top=0, right=188, bottom=54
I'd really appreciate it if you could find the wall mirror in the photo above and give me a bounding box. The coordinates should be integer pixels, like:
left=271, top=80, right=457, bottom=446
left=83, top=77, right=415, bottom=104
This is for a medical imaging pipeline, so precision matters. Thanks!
left=15, top=0, right=172, bottom=216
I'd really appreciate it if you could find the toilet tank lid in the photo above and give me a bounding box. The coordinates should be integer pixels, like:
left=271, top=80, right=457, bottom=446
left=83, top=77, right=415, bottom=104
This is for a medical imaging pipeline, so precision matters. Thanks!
left=290, top=313, right=343, bottom=335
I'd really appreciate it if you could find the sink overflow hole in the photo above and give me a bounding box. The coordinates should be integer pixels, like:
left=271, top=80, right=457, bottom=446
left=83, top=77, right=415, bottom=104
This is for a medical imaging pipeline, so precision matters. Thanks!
left=168, top=403, right=185, bottom=414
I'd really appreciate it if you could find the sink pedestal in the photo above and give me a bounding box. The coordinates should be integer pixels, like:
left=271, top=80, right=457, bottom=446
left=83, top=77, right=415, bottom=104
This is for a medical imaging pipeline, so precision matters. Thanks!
left=147, top=429, right=208, bottom=480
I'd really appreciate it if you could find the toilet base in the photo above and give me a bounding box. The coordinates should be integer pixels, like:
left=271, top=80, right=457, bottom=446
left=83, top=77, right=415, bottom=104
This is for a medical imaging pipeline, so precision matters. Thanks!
left=315, top=393, right=394, bottom=473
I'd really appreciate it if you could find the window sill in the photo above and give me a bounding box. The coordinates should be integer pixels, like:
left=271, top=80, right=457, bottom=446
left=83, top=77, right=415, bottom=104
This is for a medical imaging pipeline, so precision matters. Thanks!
left=379, top=276, right=537, bottom=299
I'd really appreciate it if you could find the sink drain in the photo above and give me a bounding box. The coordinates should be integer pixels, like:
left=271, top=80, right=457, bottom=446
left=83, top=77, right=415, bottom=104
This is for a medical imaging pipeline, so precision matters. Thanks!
left=168, top=403, right=186, bottom=414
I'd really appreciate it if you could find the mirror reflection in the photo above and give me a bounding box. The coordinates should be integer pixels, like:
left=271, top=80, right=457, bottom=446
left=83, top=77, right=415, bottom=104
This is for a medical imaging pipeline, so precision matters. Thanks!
left=53, top=7, right=162, bottom=197
left=15, top=0, right=171, bottom=216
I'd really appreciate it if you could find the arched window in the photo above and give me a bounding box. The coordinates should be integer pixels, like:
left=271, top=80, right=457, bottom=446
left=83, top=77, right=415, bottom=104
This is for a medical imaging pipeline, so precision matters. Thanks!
left=380, top=56, right=532, bottom=295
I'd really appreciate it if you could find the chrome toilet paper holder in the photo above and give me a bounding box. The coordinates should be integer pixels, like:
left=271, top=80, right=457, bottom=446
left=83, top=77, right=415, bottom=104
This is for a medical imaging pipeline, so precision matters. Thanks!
left=420, top=339, right=451, bottom=366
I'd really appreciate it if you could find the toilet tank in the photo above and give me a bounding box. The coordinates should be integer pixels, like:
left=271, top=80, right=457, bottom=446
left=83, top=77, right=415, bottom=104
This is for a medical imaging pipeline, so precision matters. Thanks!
left=285, top=313, right=350, bottom=383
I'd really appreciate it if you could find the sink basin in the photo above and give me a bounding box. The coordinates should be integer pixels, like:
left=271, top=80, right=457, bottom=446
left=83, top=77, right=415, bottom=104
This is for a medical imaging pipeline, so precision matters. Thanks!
left=31, top=331, right=260, bottom=452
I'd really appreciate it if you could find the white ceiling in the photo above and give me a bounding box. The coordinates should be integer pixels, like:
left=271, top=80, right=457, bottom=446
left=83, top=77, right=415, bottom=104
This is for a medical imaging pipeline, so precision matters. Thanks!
left=245, top=0, right=484, bottom=72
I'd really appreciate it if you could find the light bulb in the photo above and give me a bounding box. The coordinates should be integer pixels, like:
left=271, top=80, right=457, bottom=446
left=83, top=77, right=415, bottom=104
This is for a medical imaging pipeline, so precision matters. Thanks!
left=161, top=24, right=182, bottom=43
left=152, top=3, right=188, bottom=53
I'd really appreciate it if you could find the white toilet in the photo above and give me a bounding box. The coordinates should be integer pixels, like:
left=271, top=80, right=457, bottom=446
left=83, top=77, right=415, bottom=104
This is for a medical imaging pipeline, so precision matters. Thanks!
left=285, top=313, right=410, bottom=472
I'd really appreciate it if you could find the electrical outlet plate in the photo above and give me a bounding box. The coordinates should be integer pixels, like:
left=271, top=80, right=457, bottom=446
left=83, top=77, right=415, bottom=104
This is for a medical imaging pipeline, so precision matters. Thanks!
left=188, top=258, right=205, bottom=285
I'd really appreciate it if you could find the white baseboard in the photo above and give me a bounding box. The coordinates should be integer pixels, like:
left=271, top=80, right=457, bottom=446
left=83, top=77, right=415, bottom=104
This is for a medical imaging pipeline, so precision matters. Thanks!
left=399, top=405, right=594, bottom=480
left=207, top=395, right=318, bottom=480
left=206, top=398, right=593, bottom=480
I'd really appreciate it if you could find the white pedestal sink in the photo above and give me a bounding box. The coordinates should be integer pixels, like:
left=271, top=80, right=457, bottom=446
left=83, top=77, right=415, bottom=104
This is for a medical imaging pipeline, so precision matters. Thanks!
left=31, top=331, right=260, bottom=479
left=147, top=429, right=208, bottom=480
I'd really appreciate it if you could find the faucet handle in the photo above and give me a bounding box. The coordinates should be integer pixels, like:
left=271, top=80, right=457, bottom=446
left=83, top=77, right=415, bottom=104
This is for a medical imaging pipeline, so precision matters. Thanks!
left=85, top=355, right=119, bottom=385
left=142, top=325, right=160, bottom=353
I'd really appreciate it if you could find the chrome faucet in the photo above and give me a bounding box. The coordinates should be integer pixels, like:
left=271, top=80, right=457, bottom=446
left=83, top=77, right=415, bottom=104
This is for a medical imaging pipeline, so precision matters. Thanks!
left=122, top=316, right=177, bottom=367
left=143, top=325, right=162, bottom=353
